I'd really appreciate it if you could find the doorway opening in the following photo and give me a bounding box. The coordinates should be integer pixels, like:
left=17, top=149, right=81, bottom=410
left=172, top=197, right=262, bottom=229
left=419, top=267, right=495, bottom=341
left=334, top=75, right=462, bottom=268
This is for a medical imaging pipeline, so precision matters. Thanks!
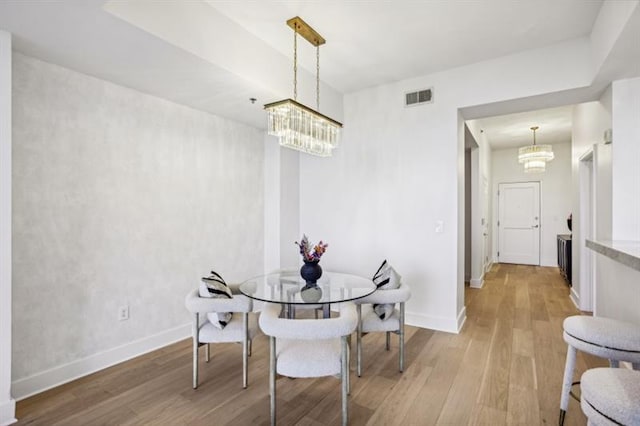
left=464, top=125, right=484, bottom=288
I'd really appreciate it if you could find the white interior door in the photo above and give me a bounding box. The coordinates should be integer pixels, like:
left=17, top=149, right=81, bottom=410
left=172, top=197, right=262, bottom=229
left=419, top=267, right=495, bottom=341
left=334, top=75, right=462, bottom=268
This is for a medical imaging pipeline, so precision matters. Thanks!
left=498, top=182, right=540, bottom=265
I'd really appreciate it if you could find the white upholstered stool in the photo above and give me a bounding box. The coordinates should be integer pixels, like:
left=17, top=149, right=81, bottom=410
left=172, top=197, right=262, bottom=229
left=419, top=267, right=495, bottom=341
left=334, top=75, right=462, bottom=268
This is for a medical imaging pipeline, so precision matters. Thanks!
left=581, top=368, right=640, bottom=426
left=559, top=316, right=640, bottom=425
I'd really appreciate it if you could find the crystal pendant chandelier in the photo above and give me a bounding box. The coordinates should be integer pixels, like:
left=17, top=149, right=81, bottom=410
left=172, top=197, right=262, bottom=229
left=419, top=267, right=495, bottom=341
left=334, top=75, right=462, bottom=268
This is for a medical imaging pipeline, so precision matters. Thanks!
left=518, top=126, right=554, bottom=173
left=264, top=17, right=342, bottom=157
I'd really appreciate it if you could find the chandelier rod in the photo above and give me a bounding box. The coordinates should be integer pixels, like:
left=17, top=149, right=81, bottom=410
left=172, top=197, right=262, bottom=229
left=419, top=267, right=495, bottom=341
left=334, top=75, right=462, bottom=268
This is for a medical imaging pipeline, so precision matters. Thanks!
left=293, top=26, right=298, bottom=101
left=287, top=17, right=325, bottom=109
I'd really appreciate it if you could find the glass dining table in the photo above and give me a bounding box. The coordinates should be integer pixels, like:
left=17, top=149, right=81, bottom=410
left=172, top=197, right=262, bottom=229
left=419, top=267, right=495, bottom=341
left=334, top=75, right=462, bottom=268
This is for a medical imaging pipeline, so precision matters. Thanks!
left=239, top=270, right=376, bottom=318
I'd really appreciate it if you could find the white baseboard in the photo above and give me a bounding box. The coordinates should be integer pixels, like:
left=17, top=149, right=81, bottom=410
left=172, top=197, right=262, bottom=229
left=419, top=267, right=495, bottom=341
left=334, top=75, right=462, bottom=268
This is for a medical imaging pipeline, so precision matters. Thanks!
left=0, top=398, right=16, bottom=426
left=406, top=311, right=461, bottom=334
left=570, top=287, right=580, bottom=310
left=469, top=277, right=484, bottom=288
left=456, top=306, right=467, bottom=333
left=12, top=323, right=191, bottom=401
left=485, top=261, right=494, bottom=273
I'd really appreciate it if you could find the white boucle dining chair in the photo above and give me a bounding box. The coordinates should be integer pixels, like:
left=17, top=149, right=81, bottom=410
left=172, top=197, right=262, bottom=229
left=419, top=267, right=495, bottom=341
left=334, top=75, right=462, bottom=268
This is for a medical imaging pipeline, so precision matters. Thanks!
left=259, top=301, right=358, bottom=426
left=184, top=285, right=258, bottom=389
left=354, top=282, right=411, bottom=376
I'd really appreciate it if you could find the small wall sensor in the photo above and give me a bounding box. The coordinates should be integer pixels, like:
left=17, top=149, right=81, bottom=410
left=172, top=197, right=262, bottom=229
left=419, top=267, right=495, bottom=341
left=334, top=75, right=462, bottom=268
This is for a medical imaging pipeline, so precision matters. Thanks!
left=604, top=128, right=612, bottom=144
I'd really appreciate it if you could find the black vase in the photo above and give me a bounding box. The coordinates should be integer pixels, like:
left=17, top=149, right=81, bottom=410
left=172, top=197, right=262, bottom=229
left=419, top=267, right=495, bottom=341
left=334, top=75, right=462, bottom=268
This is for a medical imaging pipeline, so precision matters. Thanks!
left=300, top=260, right=322, bottom=285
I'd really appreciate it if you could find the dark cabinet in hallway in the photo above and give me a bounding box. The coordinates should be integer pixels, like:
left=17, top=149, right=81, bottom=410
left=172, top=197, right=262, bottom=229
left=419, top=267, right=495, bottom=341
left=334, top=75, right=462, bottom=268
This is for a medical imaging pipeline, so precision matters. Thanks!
left=557, top=234, right=572, bottom=285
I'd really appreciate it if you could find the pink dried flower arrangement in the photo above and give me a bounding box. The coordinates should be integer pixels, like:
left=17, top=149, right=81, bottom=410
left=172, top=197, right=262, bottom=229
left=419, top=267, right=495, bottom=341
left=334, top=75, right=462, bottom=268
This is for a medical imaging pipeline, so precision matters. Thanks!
left=295, top=234, right=328, bottom=262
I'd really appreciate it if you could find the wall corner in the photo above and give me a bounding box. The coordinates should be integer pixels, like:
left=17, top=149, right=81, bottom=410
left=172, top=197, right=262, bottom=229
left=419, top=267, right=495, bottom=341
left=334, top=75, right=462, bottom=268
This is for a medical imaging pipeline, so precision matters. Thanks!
left=0, top=29, right=16, bottom=425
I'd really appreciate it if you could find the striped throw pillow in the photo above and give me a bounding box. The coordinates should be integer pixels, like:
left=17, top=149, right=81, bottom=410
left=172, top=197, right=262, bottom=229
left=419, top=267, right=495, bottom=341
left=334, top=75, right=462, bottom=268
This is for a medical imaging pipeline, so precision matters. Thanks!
left=373, top=303, right=395, bottom=320
left=372, top=260, right=401, bottom=321
left=199, top=270, right=233, bottom=329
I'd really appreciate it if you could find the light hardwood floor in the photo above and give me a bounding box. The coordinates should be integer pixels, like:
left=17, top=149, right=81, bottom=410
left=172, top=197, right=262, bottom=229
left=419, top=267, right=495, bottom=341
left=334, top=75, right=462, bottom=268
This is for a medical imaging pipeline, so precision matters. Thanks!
left=16, top=264, right=605, bottom=425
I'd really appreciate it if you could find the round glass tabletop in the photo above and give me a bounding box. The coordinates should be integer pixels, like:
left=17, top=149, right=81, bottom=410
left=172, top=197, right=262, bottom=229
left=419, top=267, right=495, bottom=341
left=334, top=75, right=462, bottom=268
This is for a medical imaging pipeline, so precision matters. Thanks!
left=239, top=270, right=376, bottom=305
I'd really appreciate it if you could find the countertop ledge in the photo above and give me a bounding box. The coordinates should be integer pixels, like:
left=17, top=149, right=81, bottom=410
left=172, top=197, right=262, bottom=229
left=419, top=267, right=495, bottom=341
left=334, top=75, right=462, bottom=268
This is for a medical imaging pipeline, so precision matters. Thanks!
left=586, top=240, right=640, bottom=272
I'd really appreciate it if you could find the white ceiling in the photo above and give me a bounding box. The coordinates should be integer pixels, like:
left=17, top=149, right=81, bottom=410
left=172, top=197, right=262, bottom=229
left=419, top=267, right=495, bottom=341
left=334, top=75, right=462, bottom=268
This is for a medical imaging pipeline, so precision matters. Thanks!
left=210, top=0, right=603, bottom=94
left=471, top=105, right=574, bottom=150
left=0, top=0, right=606, bottom=134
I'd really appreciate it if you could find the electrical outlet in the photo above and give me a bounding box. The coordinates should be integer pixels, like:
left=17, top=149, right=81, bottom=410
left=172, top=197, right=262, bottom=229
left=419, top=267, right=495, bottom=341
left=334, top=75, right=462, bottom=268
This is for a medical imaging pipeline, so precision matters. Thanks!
left=435, top=220, right=444, bottom=233
left=118, top=305, right=129, bottom=321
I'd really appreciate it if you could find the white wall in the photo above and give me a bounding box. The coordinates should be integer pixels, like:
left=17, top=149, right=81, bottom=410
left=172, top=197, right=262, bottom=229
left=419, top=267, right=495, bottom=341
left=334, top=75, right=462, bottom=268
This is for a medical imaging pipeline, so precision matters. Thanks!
left=263, top=135, right=303, bottom=273
left=0, top=30, right=16, bottom=426
left=466, top=121, right=492, bottom=286
left=263, top=135, right=281, bottom=272
left=491, top=142, right=572, bottom=267
left=597, top=87, right=613, bottom=242
left=592, top=76, right=640, bottom=326
left=280, top=148, right=301, bottom=268
left=611, top=77, right=640, bottom=241
left=296, top=36, right=594, bottom=333
left=456, top=111, right=466, bottom=319
left=571, top=89, right=613, bottom=310
left=464, top=148, right=471, bottom=281
left=481, top=132, right=493, bottom=272
left=11, top=54, right=265, bottom=398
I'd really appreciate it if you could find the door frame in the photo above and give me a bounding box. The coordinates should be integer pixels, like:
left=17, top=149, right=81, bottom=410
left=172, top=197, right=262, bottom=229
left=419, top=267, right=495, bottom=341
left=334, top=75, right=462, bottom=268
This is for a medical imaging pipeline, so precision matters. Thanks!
left=578, top=148, right=596, bottom=312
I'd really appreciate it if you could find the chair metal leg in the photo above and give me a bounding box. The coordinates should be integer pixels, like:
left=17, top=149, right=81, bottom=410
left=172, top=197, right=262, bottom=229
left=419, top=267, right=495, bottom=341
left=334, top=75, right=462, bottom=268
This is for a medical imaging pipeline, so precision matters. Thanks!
left=341, top=336, right=349, bottom=426
left=205, top=343, right=210, bottom=362
left=386, top=331, right=390, bottom=350
left=270, top=336, right=276, bottom=426
left=356, top=304, right=363, bottom=377
left=559, top=345, right=577, bottom=425
left=346, top=335, right=351, bottom=395
left=399, top=302, right=405, bottom=372
left=243, top=312, right=248, bottom=389
left=248, top=338, right=252, bottom=357
left=323, top=303, right=331, bottom=319
left=192, top=313, right=199, bottom=389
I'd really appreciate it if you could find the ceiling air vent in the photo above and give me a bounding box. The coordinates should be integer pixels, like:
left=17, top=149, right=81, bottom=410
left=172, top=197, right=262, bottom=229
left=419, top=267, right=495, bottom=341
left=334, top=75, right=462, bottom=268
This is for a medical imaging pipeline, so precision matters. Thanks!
left=405, top=88, right=433, bottom=107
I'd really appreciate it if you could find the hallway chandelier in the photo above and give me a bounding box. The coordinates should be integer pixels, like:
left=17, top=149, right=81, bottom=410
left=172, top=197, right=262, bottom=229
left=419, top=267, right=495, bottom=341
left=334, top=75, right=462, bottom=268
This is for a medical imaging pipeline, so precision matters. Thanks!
left=264, top=17, right=342, bottom=157
left=518, top=126, right=554, bottom=173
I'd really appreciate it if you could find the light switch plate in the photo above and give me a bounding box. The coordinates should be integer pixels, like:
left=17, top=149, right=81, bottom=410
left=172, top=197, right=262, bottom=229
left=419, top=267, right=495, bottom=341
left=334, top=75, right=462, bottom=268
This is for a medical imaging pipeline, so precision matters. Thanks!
left=435, top=220, right=444, bottom=233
